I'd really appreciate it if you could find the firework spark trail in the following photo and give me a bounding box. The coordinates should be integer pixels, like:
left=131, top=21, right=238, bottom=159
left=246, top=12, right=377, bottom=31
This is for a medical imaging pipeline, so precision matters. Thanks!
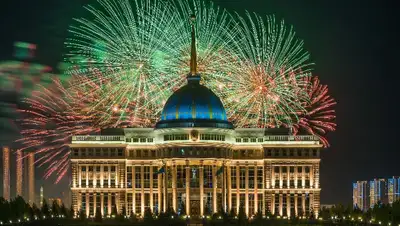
left=292, top=76, right=337, bottom=147
left=210, top=14, right=313, bottom=128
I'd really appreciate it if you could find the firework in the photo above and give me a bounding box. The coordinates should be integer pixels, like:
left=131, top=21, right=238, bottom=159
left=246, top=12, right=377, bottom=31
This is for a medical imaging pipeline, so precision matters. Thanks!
left=291, top=76, right=336, bottom=147
left=17, top=78, right=98, bottom=183
left=165, top=0, right=238, bottom=83
left=210, top=14, right=313, bottom=128
left=17, top=0, right=337, bottom=183
left=65, top=0, right=186, bottom=125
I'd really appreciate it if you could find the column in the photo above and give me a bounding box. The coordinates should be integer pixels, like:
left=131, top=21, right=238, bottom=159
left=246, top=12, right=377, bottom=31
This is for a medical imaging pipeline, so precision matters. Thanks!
left=86, top=165, right=89, bottom=188
left=271, top=193, right=275, bottom=215
left=212, top=164, right=217, bottom=213
left=279, top=166, right=283, bottom=188
left=245, top=165, right=249, bottom=216
left=186, top=161, right=190, bottom=215
left=310, top=165, right=314, bottom=188
left=227, top=165, right=231, bottom=212
left=294, top=166, right=298, bottom=189
left=94, top=193, right=97, bottom=216
left=286, top=194, right=291, bottom=217
left=158, top=171, right=162, bottom=213
left=254, top=166, right=258, bottom=214
left=150, top=166, right=154, bottom=212
left=314, top=164, right=320, bottom=189
left=301, top=194, right=306, bottom=216
left=115, top=165, right=119, bottom=187
left=108, top=192, right=111, bottom=215
left=100, top=165, right=104, bottom=188
left=86, top=193, right=90, bottom=217
left=101, top=193, right=104, bottom=216
left=270, top=163, right=275, bottom=189
left=132, top=166, right=136, bottom=213
left=116, top=193, right=120, bottom=214
left=279, top=193, right=283, bottom=216
left=223, top=164, right=227, bottom=213
left=78, top=166, right=82, bottom=188
left=236, top=166, right=240, bottom=211
left=199, top=162, right=204, bottom=216
left=77, top=192, right=82, bottom=214
left=294, top=194, right=298, bottom=216
left=141, top=165, right=144, bottom=215
left=301, top=166, right=305, bottom=188
left=287, top=166, right=290, bottom=188
left=108, top=165, right=111, bottom=188
left=172, top=164, right=177, bottom=212
left=93, top=167, right=97, bottom=188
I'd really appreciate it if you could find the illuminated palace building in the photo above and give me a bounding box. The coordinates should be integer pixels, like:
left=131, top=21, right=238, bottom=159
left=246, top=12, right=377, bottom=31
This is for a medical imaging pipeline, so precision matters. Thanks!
left=70, top=21, right=323, bottom=218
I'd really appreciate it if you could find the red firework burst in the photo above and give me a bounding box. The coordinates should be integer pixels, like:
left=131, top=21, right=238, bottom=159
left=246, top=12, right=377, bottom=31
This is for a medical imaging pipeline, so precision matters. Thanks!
left=16, top=78, right=99, bottom=183
left=292, top=76, right=337, bottom=147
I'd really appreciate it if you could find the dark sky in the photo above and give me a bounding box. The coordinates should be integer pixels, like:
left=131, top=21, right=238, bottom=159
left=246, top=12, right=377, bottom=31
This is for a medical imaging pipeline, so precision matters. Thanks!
left=0, top=0, right=399, bottom=205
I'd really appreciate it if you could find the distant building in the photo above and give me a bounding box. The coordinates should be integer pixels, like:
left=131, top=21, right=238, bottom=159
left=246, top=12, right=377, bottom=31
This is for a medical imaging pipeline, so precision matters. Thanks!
left=2, top=147, right=10, bottom=201
left=353, top=177, right=400, bottom=211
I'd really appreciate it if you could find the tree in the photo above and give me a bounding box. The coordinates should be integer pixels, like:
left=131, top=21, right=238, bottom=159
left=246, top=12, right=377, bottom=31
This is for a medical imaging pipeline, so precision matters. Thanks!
left=111, top=205, right=118, bottom=217
left=237, top=204, right=247, bottom=226
left=144, top=207, right=154, bottom=223
left=41, top=199, right=50, bottom=217
left=79, top=208, right=86, bottom=221
left=95, top=207, right=102, bottom=222
left=60, top=203, right=68, bottom=217
left=69, top=205, right=75, bottom=219
left=130, top=211, right=137, bottom=223
left=51, top=200, right=61, bottom=216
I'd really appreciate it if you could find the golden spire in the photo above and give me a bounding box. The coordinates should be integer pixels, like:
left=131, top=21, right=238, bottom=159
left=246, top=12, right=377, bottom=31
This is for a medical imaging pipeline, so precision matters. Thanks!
left=190, top=14, right=197, bottom=76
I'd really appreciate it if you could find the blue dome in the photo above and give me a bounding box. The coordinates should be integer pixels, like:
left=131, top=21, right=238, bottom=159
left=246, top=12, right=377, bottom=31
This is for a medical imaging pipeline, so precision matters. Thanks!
left=155, top=75, right=233, bottom=129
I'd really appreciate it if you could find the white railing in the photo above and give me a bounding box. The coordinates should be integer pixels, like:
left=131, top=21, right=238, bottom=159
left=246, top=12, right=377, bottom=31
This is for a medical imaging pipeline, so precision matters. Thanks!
left=264, top=135, right=318, bottom=141
left=72, top=136, right=125, bottom=142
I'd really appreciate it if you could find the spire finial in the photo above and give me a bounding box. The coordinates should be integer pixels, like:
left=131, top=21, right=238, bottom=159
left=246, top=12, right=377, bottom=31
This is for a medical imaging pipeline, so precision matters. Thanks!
left=190, top=14, right=197, bottom=76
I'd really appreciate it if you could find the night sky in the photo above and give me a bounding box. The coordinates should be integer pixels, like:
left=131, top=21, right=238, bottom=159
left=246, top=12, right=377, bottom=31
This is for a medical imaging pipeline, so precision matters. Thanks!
left=0, top=0, right=399, bottom=205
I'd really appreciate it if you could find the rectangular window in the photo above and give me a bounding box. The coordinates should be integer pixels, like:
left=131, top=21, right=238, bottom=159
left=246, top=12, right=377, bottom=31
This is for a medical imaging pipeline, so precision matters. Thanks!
left=204, top=166, right=213, bottom=188
left=248, top=168, right=254, bottom=189
left=239, top=167, right=246, bottom=189
left=127, top=193, right=133, bottom=215
left=135, top=194, right=141, bottom=214
left=117, top=149, right=123, bottom=156
left=231, top=166, right=237, bottom=188
left=135, top=166, right=141, bottom=188
left=257, top=167, right=263, bottom=189
left=144, top=166, right=150, bottom=188
left=140, top=138, right=146, bottom=143
left=152, top=166, right=158, bottom=188
left=232, top=194, right=237, bottom=214
left=127, top=167, right=132, bottom=188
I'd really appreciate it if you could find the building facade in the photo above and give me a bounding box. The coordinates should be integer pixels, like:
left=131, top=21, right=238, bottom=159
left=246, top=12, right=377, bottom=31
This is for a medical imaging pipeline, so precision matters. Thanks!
left=70, top=20, right=323, bottom=218
left=353, top=177, right=400, bottom=211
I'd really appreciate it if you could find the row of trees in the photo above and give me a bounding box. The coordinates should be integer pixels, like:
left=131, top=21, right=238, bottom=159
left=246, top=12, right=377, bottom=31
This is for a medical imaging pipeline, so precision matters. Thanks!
left=2, top=196, right=400, bottom=225
left=0, top=196, right=71, bottom=223
left=320, top=200, right=400, bottom=225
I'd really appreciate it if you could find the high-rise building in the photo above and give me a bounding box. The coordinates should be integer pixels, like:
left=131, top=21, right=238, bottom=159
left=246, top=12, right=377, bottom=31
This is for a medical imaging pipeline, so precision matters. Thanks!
left=16, top=149, right=23, bottom=197
left=353, top=177, right=400, bottom=211
left=353, top=181, right=369, bottom=211
left=387, top=177, right=400, bottom=205
left=2, top=146, right=10, bottom=201
left=70, top=22, right=324, bottom=218
left=28, top=152, right=35, bottom=205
